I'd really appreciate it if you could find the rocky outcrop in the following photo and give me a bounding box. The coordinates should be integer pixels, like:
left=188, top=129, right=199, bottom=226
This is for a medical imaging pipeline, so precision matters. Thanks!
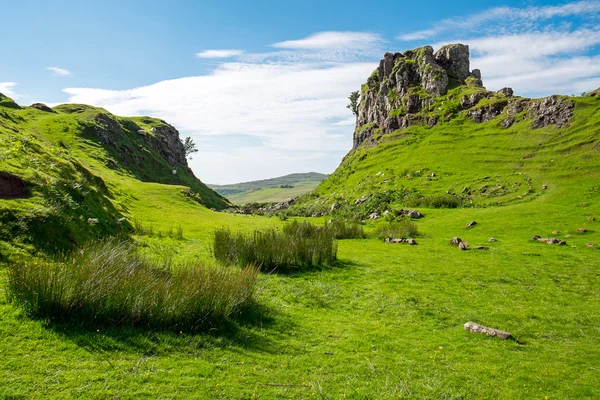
left=587, top=88, right=600, bottom=97
left=352, top=45, right=578, bottom=150
left=30, top=103, right=56, bottom=113
left=528, top=95, right=574, bottom=129
left=354, top=44, right=482, bottom=149
left=90, top=113, right=189, bottom=168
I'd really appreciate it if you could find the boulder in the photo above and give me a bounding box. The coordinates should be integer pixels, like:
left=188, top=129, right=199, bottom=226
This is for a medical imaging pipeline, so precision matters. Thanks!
left=434, top=44, right=471, bottom=83
left=489, top=237, right=497, bottom=242
left=465, top=221, right=477, bottom=228
left=458, top=241, right=469, bottom=251
left=497, top=87, right=514, bottom=97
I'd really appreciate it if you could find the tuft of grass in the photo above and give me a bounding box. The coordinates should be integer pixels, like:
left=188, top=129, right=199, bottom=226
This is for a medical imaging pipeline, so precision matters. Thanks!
left=6, top=240, right=258, bottom=330
left=213, top=221, right=338, bottom=272
left=324, top=220, right=365, bottom=239
left=373, top=219, right=419, bottom=239
left=405, top=194, right=463, bottom=209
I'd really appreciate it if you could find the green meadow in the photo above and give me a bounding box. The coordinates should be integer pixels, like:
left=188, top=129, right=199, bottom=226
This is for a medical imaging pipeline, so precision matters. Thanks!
left=1, top=90, right=599, bottom=399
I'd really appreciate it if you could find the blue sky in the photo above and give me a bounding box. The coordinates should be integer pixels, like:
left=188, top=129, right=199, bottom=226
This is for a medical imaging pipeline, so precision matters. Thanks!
left=2, top=0, right=600, bottom=183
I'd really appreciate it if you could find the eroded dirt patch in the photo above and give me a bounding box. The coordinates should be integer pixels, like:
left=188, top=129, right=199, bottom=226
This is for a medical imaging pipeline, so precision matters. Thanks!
left=0, top=172, right=28, bottom=199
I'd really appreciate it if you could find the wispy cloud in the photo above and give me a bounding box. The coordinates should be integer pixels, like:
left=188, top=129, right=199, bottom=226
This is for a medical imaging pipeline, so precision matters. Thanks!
left=397, top=29, right=436, bottom=41
left=0, top=82, right=17, bottom=97
left=47, top=66, right=71, bottom=76
left=272, top=31, right=382, bottom=50
left=196, top=49, right=245, bottom=59
left=397, top=0, right=600, bottom=41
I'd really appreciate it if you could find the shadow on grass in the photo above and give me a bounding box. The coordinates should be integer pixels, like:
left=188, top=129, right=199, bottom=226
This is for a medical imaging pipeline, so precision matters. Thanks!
left=262, top=257, right=362, bottom=277
left=40, top=301, right=287, bottom=357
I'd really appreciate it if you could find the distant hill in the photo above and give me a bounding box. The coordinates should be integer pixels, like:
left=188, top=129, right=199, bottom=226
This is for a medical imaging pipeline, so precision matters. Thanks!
left=208, top=172, right=327, bottom=204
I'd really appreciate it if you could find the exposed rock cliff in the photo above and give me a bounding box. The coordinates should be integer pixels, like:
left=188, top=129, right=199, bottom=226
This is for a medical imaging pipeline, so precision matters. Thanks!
left=353, top=44, right=575, bottom=150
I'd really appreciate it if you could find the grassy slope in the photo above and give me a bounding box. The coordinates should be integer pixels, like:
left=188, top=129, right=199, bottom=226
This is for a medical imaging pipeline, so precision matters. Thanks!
left=0, top=93, right=599, bottom=398
left=0, top=99, right=230, bottom=257
left=312, top=94, right=600, bottom=210
left=208, top=172, right=326, bottom=205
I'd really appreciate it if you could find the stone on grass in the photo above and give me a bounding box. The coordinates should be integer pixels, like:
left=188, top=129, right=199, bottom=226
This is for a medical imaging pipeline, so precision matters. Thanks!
left=464, top=322, right=512, bottom=340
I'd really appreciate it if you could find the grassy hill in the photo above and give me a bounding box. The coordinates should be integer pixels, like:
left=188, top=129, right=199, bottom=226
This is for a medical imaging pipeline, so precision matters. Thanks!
left=1, top=69, right=600, bottom=399
left=0, top=95, right=229, bottom=257
left=208, top=172, right=327, bottom=204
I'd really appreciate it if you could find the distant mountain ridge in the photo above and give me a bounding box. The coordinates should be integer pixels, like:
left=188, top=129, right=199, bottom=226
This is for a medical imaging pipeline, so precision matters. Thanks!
left=208, top=172, right=327, bottom=204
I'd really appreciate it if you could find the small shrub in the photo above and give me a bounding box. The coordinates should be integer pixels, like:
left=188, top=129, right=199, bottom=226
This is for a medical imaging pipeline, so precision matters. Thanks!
left=373, top=219, right=419, bottom=240
left=405, top=194, right=463, bottom=209
left=213, top=221, right=338, bottom=272
left=6, top=240, right=257, bottom=330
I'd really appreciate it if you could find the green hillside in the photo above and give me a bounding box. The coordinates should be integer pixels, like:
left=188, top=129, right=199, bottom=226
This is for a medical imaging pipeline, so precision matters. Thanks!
left=0, top=96, right=230, bottom=257
left=208, top=172, right=326, bottom=204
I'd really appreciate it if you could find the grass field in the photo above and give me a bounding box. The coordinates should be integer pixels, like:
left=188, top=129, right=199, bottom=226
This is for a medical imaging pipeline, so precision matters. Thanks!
left=1, top=194, right=599, bottom=398
left=226, top=182, right=322, bottom=204
left=208, top=173, right=326, bottom=205
left=1, top=92, right=600, bottom=398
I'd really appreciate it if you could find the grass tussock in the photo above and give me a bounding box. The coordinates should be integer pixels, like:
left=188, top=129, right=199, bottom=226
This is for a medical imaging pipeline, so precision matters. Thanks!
left=323, top=220, right=365, bottom=239
left=373, top=219, right=419, bottom=240
left=405, top=194, right=463, bottom=208
left=213, top=221, right=340, bottom=272
left=6, top=240, right=257, bottom=330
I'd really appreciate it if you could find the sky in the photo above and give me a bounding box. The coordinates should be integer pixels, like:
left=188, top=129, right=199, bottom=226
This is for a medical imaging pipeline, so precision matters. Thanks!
left=2, top=1, right=600, bottom=184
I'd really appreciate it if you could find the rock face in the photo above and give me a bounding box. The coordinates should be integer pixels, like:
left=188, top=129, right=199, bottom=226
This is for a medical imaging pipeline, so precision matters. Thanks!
left=352, top=44, right=576, bottom=150
left=90, top=113, right=188, bottom=169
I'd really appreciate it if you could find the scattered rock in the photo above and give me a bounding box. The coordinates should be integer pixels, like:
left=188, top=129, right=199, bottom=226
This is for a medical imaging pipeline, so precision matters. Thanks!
left=576, top=228, right=590, bottom=234
left=489, top=237, right=497, bottom=242
left=384, top=238, right=417, bottom=245
left=30, top=103, right=56, bottom=113
left=552, top=230, right=560, bottom=235
left=588, top=216, right=596, bottom=221
left=474, top=246, right=489, bottom=250
left=137, top=129, right=147, bottom=136
left=458, top=241, right=469, bottom=251
left=450, top=237, right=463, bottom=246
left=586, top=243, right=595, bottom=248
left=565, top=234, right=572, bottom=238
left=354, top=194, right=372, bottom=205
left=369, top=212, right=380, bottom=220
left=580, top=202, right=589, bottom=207
left=0, top=172, right=28, bottom=199
left=532, top=236, right=567, bottom=245
left=466, top=221, right=477, bottom=228
left=464, top=322, right=512, bottom=340
left=542, top=185, right=547, bottom=190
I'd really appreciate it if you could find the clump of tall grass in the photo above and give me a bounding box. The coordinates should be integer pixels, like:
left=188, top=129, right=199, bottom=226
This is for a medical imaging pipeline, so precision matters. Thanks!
left=324, top=220, right=365, bottom=239
left=405, top=194, right=463, bottom=209
left=213, top=221, right=338, bottom=272
left=133, top=218, right=184, bottom=239
left=6, top=240, right=257, bottom=330
left=373, top=219, right=419, bottom=240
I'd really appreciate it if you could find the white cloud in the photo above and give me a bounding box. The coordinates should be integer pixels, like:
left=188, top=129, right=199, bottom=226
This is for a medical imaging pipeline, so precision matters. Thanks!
left=0, top=82, right=17, bottom=97
left=62, top=60, right=374, bottom=183
left=196, top=49, right=244, bottom=59
left=47, top=66, right=71, bottom=76
left=397, top=1, right=600, bottom=41
left=272, top=31, right=382, bottom=50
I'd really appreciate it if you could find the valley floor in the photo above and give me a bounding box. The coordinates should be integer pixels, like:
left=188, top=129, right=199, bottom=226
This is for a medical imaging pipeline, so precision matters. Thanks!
left=1, top=197, right=599, bottom=399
